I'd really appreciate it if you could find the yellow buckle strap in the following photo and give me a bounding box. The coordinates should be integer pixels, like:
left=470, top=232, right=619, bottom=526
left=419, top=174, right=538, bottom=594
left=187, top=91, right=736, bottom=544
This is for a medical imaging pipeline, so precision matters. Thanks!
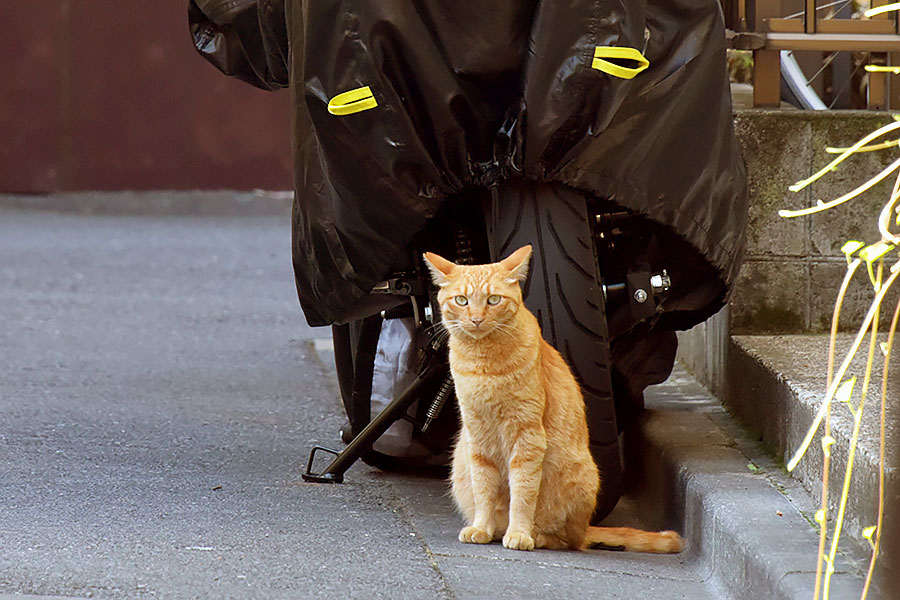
left=591, top=46, right=649, bottom=80
left=327, top=86, right=378, bottom=116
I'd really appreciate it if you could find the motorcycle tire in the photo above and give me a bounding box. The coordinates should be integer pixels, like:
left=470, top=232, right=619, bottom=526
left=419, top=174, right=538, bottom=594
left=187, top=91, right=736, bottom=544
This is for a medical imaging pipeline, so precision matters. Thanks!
left=487, top=180, right=622, bottom=523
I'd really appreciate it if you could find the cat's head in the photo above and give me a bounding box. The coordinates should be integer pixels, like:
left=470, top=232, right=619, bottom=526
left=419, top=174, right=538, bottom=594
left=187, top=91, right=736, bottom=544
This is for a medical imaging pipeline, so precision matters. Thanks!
left=422, top=245, right=532, bottom=340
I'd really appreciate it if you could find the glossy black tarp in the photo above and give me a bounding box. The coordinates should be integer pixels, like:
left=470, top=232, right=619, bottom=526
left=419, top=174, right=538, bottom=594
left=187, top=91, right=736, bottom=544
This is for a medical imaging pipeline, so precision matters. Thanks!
left=190, top=0, right=748, bottom=328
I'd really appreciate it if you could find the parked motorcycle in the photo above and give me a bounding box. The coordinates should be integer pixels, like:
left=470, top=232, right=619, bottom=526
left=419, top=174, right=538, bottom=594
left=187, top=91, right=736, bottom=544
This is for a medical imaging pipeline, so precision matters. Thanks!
left=190, top=0, right=749, bottom=522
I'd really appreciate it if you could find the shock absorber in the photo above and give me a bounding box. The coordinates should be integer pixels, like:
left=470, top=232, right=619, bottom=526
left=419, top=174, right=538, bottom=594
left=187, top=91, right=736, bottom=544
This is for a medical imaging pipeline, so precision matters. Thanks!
left=421, top=374, right=454, bottom=432
left=419, top=226, right=472, bottom=433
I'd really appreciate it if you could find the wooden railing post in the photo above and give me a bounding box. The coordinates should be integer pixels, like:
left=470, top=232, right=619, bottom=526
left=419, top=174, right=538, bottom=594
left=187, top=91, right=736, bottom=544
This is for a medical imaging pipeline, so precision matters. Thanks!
left=752, top=0, right=783, bottom=107
left=805, top=0, right=817, bottom=34
left=869, top=0, right=891, bottom=109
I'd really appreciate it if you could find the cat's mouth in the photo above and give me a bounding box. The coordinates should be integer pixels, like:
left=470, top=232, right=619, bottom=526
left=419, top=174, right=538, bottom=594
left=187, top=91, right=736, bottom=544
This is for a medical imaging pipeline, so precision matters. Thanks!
left=460, top=324, right=495, bottom=340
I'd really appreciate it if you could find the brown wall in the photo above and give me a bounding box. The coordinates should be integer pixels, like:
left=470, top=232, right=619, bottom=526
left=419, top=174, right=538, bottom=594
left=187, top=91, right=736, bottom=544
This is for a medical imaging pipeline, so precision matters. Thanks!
left=1, top=1, right=293, bottom=192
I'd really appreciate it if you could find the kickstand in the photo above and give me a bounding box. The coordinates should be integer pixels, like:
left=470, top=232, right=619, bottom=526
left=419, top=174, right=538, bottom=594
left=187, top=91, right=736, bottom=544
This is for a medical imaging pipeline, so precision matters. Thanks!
left=302, top=359, right=445, bottom=483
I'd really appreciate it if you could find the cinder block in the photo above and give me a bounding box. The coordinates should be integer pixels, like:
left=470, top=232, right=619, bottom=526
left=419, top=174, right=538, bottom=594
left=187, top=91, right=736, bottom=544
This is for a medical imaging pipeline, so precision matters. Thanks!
left=676, top=307, right=730, bottom=398
left=807, top=112, right=897, bottom=258
left=734, top=112, right=811, bottom=258
left=730, top=259, right=809, bottom=334
left=731, top=110, right=899, bottom=335
left=808, top=260, right=900, bottom=333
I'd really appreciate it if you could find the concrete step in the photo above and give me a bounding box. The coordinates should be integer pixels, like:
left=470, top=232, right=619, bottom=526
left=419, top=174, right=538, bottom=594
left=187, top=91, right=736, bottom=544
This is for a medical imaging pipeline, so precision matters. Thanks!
left=636, top=365, right=887, bottom=599
left=732, top=335, right=897, bottom=562
left=679, top=327, right=897, bottom=595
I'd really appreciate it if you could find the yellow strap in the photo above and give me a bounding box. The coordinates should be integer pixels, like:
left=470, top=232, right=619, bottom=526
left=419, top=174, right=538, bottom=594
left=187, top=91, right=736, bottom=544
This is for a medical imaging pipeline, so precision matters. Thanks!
left=327, top=86, right=378, bottom=116
left=591, top=46, right=649, bottom=80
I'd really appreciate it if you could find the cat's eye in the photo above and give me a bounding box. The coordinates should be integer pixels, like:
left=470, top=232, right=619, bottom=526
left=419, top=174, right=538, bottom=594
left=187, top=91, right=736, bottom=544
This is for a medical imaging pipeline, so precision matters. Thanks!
left=487, top=295, right=502, bottom=306
left=454, top=295, right=468, bottom=306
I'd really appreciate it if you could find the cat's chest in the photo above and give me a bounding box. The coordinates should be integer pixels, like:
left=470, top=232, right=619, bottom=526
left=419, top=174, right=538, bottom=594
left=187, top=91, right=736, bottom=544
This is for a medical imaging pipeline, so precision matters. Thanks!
left=450, top=351, right=542, bottom=420
left=449, top=348, right=538, bottom=393
left=454, top=376, right=524, bottom=410
left=453, top=372, right=545, bottom=454
left=449, top=338, right=541, bottom=404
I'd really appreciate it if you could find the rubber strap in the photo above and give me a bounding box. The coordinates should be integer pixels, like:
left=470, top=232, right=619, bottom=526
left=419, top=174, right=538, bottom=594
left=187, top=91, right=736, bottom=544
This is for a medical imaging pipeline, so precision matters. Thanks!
left=328, top=86, right=378, bottom=116
left=591, top=46, right=649, bottom=80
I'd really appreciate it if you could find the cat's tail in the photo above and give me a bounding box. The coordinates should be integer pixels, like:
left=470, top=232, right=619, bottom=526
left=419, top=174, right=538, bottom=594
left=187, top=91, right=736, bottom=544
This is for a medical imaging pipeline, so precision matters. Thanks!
left=583, top=526, right=684, bottom=554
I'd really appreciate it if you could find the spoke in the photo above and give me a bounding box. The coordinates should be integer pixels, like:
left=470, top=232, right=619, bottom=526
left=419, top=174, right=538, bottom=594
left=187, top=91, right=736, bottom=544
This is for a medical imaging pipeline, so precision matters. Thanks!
left=827, top=58, right=865, bottom=109
left=785, top=0, right=854, bottom=19
left=806, top=51, right=841, bottom=85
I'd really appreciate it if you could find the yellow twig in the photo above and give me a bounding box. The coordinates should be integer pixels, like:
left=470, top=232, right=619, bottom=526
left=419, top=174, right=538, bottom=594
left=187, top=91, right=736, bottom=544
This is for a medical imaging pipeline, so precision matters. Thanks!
left=822, top=261, right=883, bottom=599
left=813, top=257, right=863, bottom=599
left=860, top=295, right=900, bottom=599
left=786, top=121, right=900, bottom=193
left=878, top=175, right=900, bottom=244
left=787, top=266, right=900, bottom=472
left=865, top=2, right=900, bottom=17
left=780, top=157, right=900, bottom=219
left=864, top=65, right=900, bottom=75
left=825, top=139, right=900, bottom=154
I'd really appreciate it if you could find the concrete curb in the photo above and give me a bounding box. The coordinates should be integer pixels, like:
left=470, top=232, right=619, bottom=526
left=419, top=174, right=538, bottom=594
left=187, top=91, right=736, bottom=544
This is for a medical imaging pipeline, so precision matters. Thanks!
left=0, top=191, right=293, bottom=217
left=725, top=335, right=897, bottom=578
left=634, top=368, right=882, bottom=599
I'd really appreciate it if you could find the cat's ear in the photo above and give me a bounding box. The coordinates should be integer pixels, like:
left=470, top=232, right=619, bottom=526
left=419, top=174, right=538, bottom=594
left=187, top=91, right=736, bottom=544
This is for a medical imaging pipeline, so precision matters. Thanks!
left=500, top=245, right=532, bottom=284
left=423, top=252, right=456, bottom=288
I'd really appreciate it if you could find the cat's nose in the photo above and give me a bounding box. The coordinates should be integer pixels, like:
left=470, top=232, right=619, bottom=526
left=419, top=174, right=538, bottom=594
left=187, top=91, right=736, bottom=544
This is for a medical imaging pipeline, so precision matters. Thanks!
left=470, top=317, right=484, bottom=327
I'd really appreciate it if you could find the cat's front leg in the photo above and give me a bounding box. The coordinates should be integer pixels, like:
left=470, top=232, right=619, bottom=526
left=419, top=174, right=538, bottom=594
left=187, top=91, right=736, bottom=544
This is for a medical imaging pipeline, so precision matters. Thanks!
left=503, top=429, right=547, bottom=551
left=459, top=442, right=502, bottom=544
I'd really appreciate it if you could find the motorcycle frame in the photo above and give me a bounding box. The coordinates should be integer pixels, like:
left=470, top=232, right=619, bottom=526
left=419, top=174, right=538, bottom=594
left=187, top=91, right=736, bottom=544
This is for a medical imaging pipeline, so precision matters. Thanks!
left=302, top=200, right=669, bottom=485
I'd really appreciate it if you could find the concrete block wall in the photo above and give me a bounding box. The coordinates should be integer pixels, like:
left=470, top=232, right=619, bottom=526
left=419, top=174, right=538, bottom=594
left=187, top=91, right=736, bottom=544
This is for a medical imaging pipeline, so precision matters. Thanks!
left=678, top=109, right=900, bottom=573
left=730, top=110, right=900, bottom=335
left=680, top=109, right=900, bottom=397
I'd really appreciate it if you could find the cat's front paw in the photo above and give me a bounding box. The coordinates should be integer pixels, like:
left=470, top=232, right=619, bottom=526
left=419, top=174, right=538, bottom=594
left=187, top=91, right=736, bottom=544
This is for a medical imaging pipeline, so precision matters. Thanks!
left=502, top=530, right=534, bottom=551
left=459, top=525, right=493, bottom=544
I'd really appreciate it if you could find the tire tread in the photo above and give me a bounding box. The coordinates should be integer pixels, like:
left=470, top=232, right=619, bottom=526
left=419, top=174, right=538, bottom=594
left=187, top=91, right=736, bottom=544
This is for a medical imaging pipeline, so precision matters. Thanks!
left=491, top=181, right=621, bottom=522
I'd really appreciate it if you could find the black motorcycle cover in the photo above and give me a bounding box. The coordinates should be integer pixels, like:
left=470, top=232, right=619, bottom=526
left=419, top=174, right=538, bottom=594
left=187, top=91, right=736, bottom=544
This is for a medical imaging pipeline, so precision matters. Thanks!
left=190, top=0, right=748, bottom=328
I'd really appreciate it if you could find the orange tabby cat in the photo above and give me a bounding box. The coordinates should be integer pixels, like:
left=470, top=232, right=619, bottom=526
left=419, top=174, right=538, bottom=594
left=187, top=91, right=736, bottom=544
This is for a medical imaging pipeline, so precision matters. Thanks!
left=423, top=245, right=683, bottom=553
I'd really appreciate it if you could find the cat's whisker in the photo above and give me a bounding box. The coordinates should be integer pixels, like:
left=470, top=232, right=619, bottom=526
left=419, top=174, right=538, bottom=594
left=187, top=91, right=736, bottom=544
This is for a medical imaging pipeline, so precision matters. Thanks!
left=423, top=321, right=447, bottom=336
left=433, top=329, right=452, bottom=344
left=486, top=322, right=518, bottom=339
left=444, top=320, right=465, bottom=334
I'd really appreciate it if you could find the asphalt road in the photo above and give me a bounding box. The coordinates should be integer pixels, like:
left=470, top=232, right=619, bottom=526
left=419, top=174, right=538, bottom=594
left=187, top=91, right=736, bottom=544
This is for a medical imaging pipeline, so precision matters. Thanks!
left=0, top=209, right=715, bottom=599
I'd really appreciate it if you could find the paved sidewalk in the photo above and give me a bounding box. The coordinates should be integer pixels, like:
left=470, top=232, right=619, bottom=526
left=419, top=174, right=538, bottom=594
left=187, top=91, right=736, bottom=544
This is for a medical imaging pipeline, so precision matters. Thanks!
left=0, top=205, right=887, bottom=598
left=0, top=208, right=717, bottom=598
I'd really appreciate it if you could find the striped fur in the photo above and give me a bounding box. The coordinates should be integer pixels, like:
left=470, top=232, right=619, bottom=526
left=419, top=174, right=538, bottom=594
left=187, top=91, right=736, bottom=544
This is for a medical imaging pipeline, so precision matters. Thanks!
left=423, top=246, right=683, bottom=554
